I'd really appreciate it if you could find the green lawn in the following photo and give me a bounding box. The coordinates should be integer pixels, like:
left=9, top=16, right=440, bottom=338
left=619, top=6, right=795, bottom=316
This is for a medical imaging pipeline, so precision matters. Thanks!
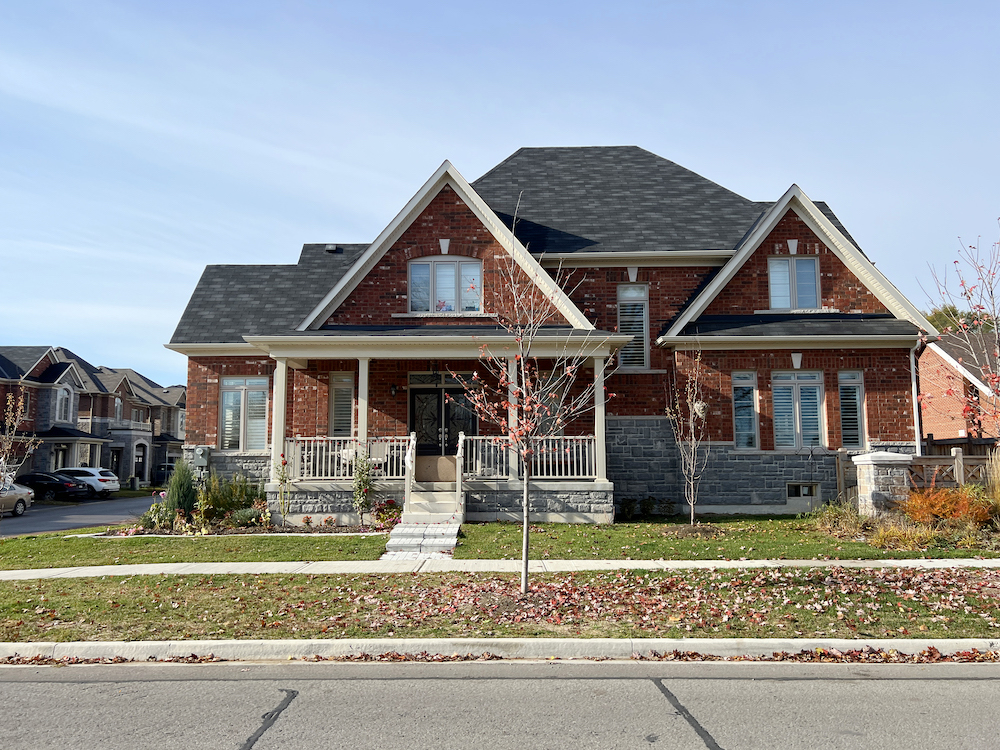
left=0, top=532, right=387, bottom=570
left=2, top=567, right=997, bottom=642
left=454, top=518, right=1000, bottom=561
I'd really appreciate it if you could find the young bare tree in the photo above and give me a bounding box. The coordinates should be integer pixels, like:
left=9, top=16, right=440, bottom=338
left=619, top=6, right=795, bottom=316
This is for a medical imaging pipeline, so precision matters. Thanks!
left=664, top=350, right=709, bottom=525
left=927, top=224, right=1000, bottom=435
left=1, top=385, right=40, bottom=499
left=452, top=249, right=617, bottom=594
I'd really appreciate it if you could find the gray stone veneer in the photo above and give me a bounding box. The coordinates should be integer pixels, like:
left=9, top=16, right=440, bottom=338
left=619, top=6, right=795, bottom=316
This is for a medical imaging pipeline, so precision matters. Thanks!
left=607, top=416, right=915, bottom=514
left=182, top=448, right=270, bottom=482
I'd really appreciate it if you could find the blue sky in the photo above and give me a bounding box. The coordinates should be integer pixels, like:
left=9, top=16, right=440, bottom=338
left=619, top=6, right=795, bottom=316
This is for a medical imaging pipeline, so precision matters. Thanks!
left=2, top=0, right=998, bottom=388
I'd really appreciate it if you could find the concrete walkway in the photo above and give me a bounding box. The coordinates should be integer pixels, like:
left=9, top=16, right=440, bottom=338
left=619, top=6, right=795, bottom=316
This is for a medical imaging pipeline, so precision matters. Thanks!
left=2, top=556, right=1000, bottom=581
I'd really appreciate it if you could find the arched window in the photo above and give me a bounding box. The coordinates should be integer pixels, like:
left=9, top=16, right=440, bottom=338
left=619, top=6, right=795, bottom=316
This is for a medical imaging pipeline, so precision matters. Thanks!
left=408, top=257, right=482, bottom=313
left=57, top=389, right=71, bottom=422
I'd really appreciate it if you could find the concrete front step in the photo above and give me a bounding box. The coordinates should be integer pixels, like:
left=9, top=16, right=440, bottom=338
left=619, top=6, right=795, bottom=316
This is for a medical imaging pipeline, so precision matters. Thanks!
left=383, top=521, right=461, bottom=558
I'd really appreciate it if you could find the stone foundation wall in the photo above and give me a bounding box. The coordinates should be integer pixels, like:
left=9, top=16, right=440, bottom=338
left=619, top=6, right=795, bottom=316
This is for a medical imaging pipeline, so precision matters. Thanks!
left=182, top=448, right=271, bottom=482
left=464, top=482, right=614, bottom=523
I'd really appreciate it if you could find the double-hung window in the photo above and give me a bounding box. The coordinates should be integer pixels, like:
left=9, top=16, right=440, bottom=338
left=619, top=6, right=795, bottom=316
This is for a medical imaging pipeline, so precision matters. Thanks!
left=220, top=377, right=269, bottom=451
left=772, top=371, right=824, bottom=448
left=838, top=371, right=865, bottom=448
left=617, top=285, right=649, bottom=369
left=732, top=371, right=758, bottom=449
left=57, top=388, right=71, bottom=422
left=768, top=257, right=819, bottom=310
left=409, top=258, right=482, bottom=313
left=328, top=373, right=355, bottom=437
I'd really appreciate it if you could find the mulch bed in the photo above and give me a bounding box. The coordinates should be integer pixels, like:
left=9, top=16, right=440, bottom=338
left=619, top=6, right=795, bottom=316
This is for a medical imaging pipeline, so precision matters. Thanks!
left=101, top=525, right=389, bottom=537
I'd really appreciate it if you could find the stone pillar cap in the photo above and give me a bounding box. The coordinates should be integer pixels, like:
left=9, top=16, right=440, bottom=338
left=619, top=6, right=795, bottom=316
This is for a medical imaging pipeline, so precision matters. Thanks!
left=851, top=451, right=913, bottom=466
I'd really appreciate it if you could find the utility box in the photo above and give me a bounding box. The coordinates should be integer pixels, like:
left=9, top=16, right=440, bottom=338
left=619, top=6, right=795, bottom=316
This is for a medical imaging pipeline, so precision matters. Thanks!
left=191, top=446, right=210, bottom=468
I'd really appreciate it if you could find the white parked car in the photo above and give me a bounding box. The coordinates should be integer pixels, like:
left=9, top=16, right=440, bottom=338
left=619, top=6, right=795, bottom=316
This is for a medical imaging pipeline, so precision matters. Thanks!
left=59, top=467, right=121, bottom=497
left=0, top=482, right=34, bottom=517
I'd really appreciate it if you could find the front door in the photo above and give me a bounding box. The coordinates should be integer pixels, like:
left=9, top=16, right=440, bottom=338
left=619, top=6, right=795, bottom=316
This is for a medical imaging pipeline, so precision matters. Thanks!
left=409, top=387, right=476, bottom=456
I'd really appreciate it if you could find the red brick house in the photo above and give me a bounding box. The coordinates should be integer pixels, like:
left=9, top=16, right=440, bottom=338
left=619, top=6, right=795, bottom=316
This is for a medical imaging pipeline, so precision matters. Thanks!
left=918, top=335, right=998, bottom=442
left=169, top=147, right=937, bottom=523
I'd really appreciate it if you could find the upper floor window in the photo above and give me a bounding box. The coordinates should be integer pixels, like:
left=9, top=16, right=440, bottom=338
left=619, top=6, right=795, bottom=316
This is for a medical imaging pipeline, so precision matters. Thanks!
left=220, top=377, right=269, bottom=451
left=57, top=388, right=71, bottom=422
left=772, top=371, right=823, bottom=449
left=838, top=371, right=865, bottom=448
left=114, top=397, right=123, bottom=421
left=409, top=258, right=482, bottom=313
left=732, top=371, right=758, bottom=449
left=768, top=257, right=819, bottom=310
left=617, top=285, right=649, bottom=369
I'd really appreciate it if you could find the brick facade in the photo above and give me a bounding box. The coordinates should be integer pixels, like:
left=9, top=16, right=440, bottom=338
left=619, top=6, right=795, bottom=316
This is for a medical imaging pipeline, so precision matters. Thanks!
left=704, top=210, right=889, bottom=315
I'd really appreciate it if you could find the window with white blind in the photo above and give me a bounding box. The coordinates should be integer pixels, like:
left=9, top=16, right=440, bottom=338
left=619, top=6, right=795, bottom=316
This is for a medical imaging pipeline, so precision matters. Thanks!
left=328, top=373, right=355, bottom=437
left=220, top=377, right=269, bottom=451
left=772, top=371, right=824, bottom=449
left=409, top=258, right=482, bottom=313
left=732, top=371, right=758, bottom=449
left=838, top=371, right=865, bottom=448
left=768, top=257, right=819, bottom=310
left=617, top=285, right=649, bottom=369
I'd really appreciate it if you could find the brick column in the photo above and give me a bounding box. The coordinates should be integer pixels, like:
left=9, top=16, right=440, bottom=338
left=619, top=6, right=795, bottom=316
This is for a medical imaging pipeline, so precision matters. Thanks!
left=851, top=451, right=912, bottom=517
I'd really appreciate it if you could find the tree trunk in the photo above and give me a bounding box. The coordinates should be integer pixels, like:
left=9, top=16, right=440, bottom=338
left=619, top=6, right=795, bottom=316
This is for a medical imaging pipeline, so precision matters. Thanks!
left=521, top=458, right=530, bottom=594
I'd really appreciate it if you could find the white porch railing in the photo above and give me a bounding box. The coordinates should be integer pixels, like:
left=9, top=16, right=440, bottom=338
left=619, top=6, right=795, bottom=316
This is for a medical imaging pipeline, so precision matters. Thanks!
left=463, top=435, right=597, bottom=480
left=285, top=436, right=411, bottom=481
left=404, top=432, right=416, bottom=513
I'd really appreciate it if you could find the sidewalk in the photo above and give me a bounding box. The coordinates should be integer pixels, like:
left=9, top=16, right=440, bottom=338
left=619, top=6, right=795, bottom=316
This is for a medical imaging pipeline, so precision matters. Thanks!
left=2, top=556, right=1000, bottom=581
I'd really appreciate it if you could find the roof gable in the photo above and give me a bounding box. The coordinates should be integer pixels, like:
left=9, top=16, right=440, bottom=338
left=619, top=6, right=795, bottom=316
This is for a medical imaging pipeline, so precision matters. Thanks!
left=299, top=160, right=592, bottom=331
left=661, top=185, right=938, bottom=338
left=0, top=346, right=55, bottom=380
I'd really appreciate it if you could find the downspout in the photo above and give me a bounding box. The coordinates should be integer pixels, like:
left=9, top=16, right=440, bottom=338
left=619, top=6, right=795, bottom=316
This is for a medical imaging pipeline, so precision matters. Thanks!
left=910, top=340, right=923, bottom=457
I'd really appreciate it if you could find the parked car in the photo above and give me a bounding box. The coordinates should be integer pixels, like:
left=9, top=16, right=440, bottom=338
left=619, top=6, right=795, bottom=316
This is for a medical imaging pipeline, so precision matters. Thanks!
left=59, top=467, right=121, bottom=497
left=0, top=482, right=34, bottom=517
left=15, top=472, right=89, bottom=501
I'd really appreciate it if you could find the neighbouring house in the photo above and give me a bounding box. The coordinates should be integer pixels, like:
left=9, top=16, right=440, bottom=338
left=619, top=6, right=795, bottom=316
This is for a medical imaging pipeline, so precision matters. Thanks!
left=918, top=334, right=999, bottom=450
left=168, top=146, right=938, bottom=523
left=0, top=346, right=185, bottom=484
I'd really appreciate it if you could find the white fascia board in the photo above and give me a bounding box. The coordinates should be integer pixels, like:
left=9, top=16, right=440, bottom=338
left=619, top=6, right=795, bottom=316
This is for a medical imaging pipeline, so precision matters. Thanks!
left=926, top=342, right=992, bottom=396
left=296, top=161, right=593, bottom=332
left=245, top=333, right=629, bottom=361
left=656, top=334, right=921, bottom=351
left=163, top=343, right=262, bottom=357
left=661, top=185, right=939, bottom=338
left=54, top=363, right=86, bottom=390
left=537, top=250, right=733, bottom=268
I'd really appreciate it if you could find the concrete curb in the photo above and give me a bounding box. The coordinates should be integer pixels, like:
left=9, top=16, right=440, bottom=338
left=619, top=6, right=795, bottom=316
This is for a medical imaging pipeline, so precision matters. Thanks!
left=0, top=637, right=998, bottom=662
left=3, top=557, right=1000, bottom=581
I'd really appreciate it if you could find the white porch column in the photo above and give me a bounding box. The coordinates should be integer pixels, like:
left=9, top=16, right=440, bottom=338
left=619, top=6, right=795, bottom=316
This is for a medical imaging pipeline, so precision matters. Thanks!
left=270, top=357, right=288, bottom=481
left=593, top=357, right=607, bottom=481
left=507, top=357, right=518, bottom=480
left=357, top=358, right=370, bottom=444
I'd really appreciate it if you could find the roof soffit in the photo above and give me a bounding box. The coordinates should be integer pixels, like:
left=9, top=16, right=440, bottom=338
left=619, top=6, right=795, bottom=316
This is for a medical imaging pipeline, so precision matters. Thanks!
left=661, top=185, right=939, bottom=338
left=297, top=161, right=593, bottom=332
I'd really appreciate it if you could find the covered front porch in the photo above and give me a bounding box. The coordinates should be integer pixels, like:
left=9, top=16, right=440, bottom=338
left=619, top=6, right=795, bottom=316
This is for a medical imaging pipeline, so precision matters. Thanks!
left=251, top=329, right=620, bottom=524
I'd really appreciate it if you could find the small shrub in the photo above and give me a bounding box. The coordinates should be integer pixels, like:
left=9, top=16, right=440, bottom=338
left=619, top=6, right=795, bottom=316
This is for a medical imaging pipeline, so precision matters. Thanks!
left=371, top=498, right=401, bottom=530
left=198, top=472, right=265, bottom=523
left=302, top=515, right=313, bottom=528
left=901, top=485, right=993, bottom=526
left=322, top=516, right=337, bottom=528
left=640, top=496, right=657, bottom=517
left=164, top=461, right=198, bottom=516
left=225, top=506, right=266, bottom=528
left=138, top=502, right=173, bottom=530
left=618, top=498, right=638, bottom=521
left=810, top=497, right=870, bottom=538
left=353, top=454, right=376, bottom=525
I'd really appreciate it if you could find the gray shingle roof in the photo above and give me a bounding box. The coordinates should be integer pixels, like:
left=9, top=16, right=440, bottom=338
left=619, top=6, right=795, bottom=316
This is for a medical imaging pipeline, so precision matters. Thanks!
left=472, top=146, right=772, bottom=255
left=678, top=314, right=919, bottom=338
left=169, top=244, right=369, bottom=344
left=0, top=346, right=52, bottom=379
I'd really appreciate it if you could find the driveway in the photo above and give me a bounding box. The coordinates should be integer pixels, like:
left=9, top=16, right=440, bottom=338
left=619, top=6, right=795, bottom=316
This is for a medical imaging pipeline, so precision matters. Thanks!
left=0, top=495, right=153, bottom=538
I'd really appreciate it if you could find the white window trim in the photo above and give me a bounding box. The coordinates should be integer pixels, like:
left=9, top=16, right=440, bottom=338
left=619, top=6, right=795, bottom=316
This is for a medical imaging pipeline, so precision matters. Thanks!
left=219, top=377, right=270, bottom=452
left=731, top=371, right=759, bottom=450
left=57, top=388, right=71, bottom=423
left=771, top=371, right=826, bottom=449
left=768, top=256, right=820, bottom=311
left=617, top=284, right=649, bottom=370
left=407, top=256, right=483, bottom=314
left=838, top=370, right=866, bottom=449
left=328, top=372, right=356, bottom=438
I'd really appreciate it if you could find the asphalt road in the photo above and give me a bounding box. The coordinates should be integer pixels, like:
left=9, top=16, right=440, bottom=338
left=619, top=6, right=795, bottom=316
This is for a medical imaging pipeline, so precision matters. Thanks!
left=1, top=661, right=998, bottom=749
left=0, top=495, right=152, bottom=537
